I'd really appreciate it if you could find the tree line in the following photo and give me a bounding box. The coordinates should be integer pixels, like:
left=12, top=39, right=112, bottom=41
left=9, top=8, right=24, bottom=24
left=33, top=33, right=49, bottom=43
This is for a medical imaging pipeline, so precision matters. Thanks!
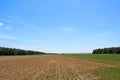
left=0, top=47, right=46, bottom=56
left=92, top=47, right=120, bottom=54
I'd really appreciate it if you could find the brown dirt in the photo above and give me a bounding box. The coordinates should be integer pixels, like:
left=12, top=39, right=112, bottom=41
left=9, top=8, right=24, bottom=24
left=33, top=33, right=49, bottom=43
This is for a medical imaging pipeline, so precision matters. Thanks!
left=0, top=55, right=111, bottom=80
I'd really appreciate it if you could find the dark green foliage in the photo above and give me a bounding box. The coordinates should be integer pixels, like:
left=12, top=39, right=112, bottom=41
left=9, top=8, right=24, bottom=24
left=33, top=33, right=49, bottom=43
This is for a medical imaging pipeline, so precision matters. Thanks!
left=0, top=47, right=46, bottom=56
left=92, top=47, right=120, bottom=54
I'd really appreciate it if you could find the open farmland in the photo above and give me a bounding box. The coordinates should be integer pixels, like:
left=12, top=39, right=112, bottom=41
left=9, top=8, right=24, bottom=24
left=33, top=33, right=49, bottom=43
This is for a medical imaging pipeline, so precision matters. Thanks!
left=0, top=55, right=114, bottom=80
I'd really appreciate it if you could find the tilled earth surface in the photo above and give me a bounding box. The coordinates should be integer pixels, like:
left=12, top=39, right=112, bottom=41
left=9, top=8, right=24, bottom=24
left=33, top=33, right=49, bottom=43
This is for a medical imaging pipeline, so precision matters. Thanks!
left=0, top=55, right=111, bottom=80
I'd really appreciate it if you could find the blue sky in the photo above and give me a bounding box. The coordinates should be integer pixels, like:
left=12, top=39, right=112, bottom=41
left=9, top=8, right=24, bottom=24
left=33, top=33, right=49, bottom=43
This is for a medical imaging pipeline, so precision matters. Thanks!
left=0, top=0, right=120, bottom=53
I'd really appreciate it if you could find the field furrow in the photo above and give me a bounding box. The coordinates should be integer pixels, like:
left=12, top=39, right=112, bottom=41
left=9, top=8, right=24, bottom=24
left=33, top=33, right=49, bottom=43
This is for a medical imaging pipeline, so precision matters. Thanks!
left=0, top=55, right=109, bottom=80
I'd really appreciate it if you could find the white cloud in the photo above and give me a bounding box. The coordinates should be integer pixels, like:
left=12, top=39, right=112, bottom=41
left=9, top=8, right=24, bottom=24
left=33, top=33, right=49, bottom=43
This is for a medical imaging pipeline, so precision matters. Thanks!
left=0, top=35, right=16, bottom=39
left=0, top=22, right=3, bottom=26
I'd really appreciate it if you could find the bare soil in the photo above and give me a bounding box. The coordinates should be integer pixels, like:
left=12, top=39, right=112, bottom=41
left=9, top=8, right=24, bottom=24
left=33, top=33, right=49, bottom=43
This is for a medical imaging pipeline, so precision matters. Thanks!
left=0, top=55, right=111, bottom=80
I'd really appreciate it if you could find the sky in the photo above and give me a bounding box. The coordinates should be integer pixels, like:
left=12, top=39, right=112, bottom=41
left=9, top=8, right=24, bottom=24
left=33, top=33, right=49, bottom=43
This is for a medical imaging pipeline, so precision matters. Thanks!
left=0, top=0, right=120, bottom=53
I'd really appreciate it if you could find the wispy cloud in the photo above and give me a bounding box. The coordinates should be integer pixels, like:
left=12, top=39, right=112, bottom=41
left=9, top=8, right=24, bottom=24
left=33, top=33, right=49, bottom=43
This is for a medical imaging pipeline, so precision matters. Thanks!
left=0, top=14, right=27, bottom=26
left=0, top=22, right=3, bottom=26
left=0, top=35, right=16, bottom=39
left=13, top=17, right=27, bottom=25
left=63, top=27, right=75, bottom=32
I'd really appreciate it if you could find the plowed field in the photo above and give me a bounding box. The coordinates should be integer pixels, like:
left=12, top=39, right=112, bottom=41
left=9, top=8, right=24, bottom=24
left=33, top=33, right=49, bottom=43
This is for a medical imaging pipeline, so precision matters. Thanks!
left=0, top=55, right=110, bottom=80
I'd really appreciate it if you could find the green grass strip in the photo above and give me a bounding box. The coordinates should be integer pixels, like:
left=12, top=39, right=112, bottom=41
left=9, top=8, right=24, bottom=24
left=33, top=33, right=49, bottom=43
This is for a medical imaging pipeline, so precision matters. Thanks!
left=64, top=54, right=120, bottom=62
left=92, top=67, right=120, bottom=80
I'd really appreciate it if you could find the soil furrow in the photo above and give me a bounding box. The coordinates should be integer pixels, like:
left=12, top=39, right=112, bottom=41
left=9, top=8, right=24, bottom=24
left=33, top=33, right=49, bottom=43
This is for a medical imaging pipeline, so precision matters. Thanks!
left=0, top=55, right=109, bottom=80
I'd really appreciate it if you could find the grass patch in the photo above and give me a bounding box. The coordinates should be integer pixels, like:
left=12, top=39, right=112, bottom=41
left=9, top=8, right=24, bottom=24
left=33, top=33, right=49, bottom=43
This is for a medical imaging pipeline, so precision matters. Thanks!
left=92, top=67, right=120, bottom=80
left=64, top=54, right=120, bottom=80
left=64, top=54, right=120, bottom=62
